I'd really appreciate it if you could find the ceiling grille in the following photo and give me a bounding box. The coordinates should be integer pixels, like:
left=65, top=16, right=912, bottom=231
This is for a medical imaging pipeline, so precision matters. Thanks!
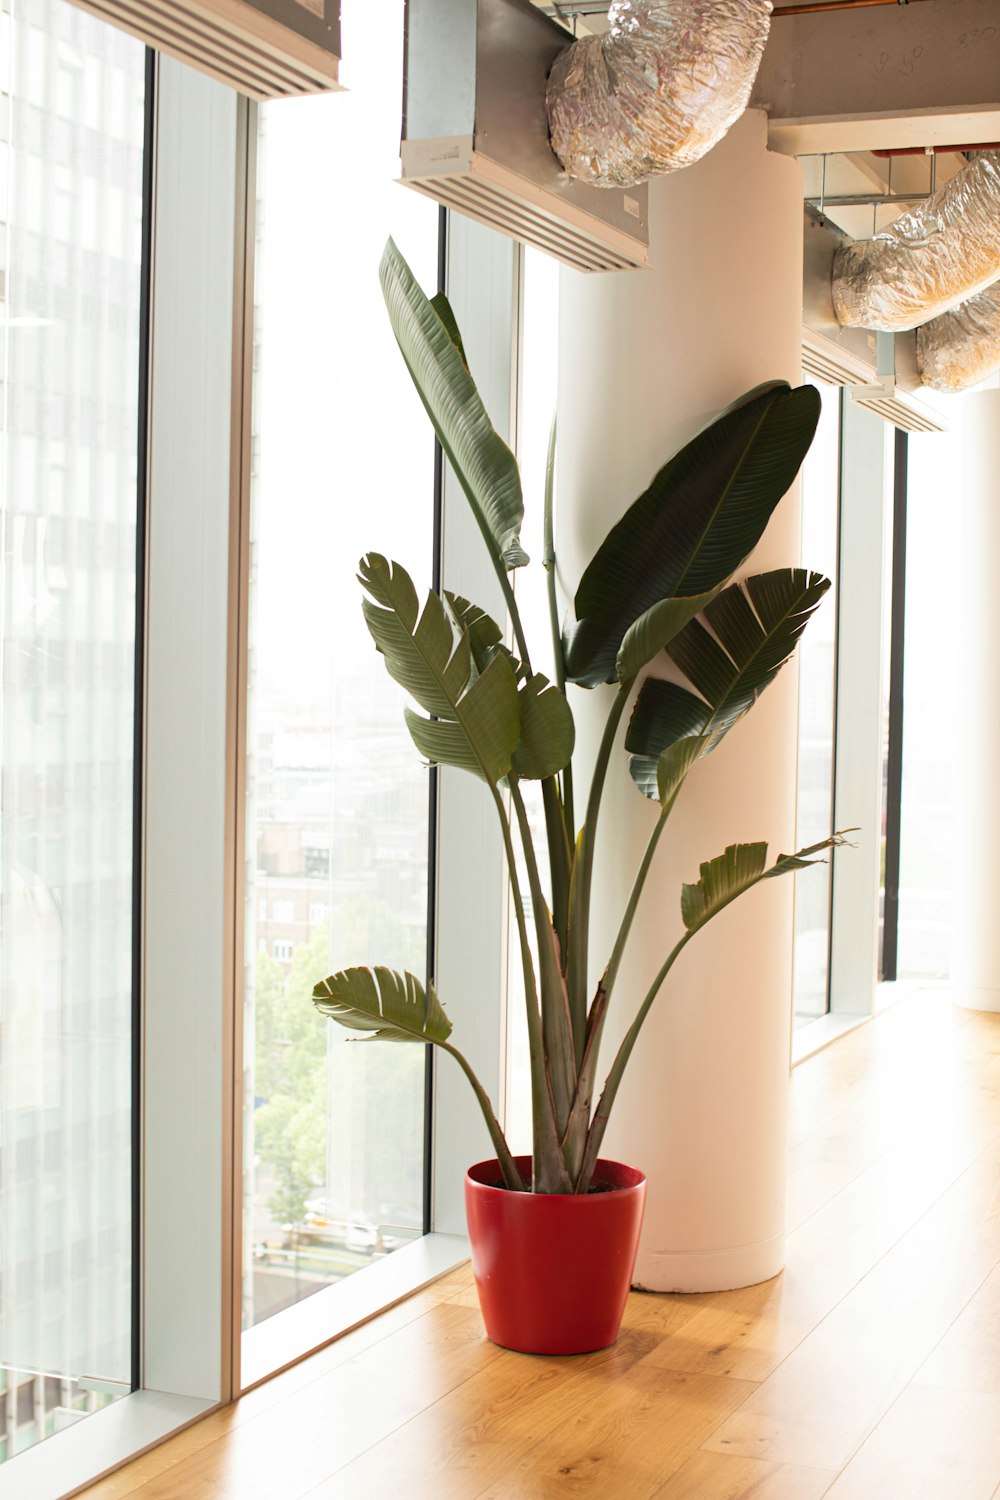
left=66, top=0, right=341, bottom=99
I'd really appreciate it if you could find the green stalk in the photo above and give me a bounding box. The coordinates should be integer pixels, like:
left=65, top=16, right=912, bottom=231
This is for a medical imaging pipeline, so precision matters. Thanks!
left=541, top=775, right=571, bottom=955
left=597, top=784, right=687, bottom=1024
left=439, top=1040, right=526, bottom=1191
left=541, top=414, right=574, bottom=838
left=576, top=928, right=693, bottom=1191
left=488, top=782, right=570, bottom=1193
left=510, top=777, right=576, bottom=1139
left=566, top=679, right=633, bottom=1061
left=498, top=564, right=532, bottom=672
left=576, top=838, right=812, bottom=1190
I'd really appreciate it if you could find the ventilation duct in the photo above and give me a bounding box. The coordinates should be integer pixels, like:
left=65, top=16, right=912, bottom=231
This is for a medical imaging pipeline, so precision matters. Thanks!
left=66, top=0, right=341, bottom=98
left=401, top=0, right=648, bottom=273
left=916, top=283, right=1000, bottom=393
left=832, top=151, right=1000, bottom=332
left=802, top=212, right=947, bottom=432
left=802, top=210, right=880, bottom=385
left=547, top=0, right=772, bottom=189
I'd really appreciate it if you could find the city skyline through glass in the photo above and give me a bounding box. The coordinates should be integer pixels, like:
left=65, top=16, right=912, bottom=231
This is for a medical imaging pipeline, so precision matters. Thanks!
left=0, top=0, right=145, bottom=1462
left=242, top=0, right=436, bottom=1333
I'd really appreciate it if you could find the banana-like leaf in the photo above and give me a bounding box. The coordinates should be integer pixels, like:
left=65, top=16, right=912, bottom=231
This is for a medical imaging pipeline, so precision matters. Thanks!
left=626, top=568, right=831, bottom=798
left=360, top=554, right=520, bottom=784
left=380, top=240, right=528, bottom=570
left=445, top=591, right=503, bottom=673
left=313, top=966, right=452, bottom=1044
left=615, top=586, right=723, bottom=684
left=430, top=291, right=469, bottom=370
left=446, top=591, right=574, bottom=781
left=656, top=735, right=712, bottom=807
left=682, top=833, right=847, bottom=935
left=511, top=673, right=575, bottom=780
left=564, top=382, right=821, bottom=687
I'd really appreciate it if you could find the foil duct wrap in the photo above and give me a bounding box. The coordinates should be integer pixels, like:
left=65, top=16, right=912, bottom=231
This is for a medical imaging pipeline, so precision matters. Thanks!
left=916, top=282, right=1000, bottom=392
left=832, top=152, right=1000, bottom=332
left=546, top=0, right=772, bottom=190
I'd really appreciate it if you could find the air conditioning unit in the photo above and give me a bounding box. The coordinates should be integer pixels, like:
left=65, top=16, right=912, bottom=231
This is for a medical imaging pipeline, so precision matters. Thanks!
left=402, top=0, right=649, bottom=274
left=66, top=0, right=341, bottom=99
left=802, top=209, right=947, bottom=433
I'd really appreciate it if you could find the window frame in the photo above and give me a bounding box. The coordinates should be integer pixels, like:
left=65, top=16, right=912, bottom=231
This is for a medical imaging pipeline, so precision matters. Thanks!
left=792, top=394, right=894, bottom=1065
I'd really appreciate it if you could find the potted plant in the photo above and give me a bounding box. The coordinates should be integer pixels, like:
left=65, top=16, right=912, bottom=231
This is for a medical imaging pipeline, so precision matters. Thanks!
left=311, top=238, right=845, bottom=1355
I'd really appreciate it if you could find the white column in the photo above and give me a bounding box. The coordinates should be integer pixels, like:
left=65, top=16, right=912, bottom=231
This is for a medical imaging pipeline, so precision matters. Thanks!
left=556, top=112, right=805, bottom=1292
left=954, top=392, right=1000, bottom=1012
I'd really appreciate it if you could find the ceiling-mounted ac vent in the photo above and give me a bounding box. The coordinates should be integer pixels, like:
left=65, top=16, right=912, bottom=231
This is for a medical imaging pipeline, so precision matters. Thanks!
left=802, top=328, right=877, bottom=389
left=66, top=0, right=341, bottom=99
left=848, top=377, right=948, bottom=435
left=402, top=0, right=648, bottom=274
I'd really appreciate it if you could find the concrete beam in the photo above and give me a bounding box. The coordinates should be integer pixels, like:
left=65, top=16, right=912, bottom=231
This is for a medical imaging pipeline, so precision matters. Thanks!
left=755, top=0, right=1000, bottom=155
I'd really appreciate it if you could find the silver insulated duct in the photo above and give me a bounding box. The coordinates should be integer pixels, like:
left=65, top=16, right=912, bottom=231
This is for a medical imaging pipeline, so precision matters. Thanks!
left=916, top=283, right=1000, bottom=393
left=546, top=0, right=772, bottom=189
left=832, top=152, right=1000, bottom=332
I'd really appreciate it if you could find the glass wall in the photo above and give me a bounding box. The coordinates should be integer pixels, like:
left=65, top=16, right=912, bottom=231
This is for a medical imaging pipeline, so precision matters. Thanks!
left=896, top=427, right=959, bottom=980
left=792, top=385, right=840, bottom=1024
left=242, top=0, right=437, bottom=1332
left=0, top=0, right=145, bottom=1462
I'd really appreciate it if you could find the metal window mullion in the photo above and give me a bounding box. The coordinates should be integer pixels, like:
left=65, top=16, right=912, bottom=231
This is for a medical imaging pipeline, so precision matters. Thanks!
left=141, top=55, right=242, bottom=1404
left=880, top=428, right=909, bottom=981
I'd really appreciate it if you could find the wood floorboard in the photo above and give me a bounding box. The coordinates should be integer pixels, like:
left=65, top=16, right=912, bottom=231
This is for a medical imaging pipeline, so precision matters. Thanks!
left=78, top=992, right=1000, bottom=1500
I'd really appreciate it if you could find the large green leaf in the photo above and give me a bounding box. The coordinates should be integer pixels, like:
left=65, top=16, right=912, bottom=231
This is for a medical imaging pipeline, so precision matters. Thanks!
left=444, top=591, right=504, bottom=672
left=564, top=382, right=821, bottom=687
left=445, top=591, right=574, bottom=781
left=615, top=586, right=723, bottom=684
left=626, top=568, right=831, bottom=798
left=380, top=240, right=527, bottom=570
left=681, top=834, right=846, bottom=935
left=511, top=673, right=575, bottom=780
left=313, top=966, right=451, bottom=1044
left=656, top=735, right=712, bottom=808
left=360, top=554, right=520, bottom=784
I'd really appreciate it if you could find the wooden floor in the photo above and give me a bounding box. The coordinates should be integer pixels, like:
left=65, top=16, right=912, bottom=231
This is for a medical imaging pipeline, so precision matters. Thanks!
left=83, top=990, right=1000, bottom=1499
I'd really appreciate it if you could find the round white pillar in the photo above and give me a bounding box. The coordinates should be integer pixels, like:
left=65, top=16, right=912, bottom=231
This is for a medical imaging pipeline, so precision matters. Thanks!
left=556, top=112, right=805, bottom=1292
left=953, top=391, right=1000, bottom=1013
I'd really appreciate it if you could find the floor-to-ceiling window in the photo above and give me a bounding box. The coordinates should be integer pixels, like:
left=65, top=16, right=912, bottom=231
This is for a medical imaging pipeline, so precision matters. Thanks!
left=241, top=0, right=437, bottom=1336
left=792, top=384, right=840, bottom=1025
left=0, top=0, right=146, bottom=1463
left=893, top=426, right=959, bottom=981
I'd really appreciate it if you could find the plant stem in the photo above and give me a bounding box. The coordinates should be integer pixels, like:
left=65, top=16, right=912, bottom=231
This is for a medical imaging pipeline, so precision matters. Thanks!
left=541, top=775, right=571, bottom=955
left=576, top=929, right=693, bottom=1190
left=510, top=777, right=576, bottom=1137
left=498, top=563, right=532, bottom=671
left=599, top=789, right=681, bottom=1018
left=542, top=414, right=574, bottom=841
left=439, top=1040, right=526, bottom=1191
left=542, top=414, right=562, bottom=691
left=576, top=835, right=825, bottom=1189
left=488, top=782, right=570, bottom=1192
left=566, top=679, right=633, bottom=1058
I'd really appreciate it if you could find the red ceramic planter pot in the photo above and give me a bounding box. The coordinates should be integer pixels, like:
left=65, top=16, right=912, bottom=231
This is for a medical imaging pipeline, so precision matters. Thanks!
left=464, top=1155, right=646, bottom=1355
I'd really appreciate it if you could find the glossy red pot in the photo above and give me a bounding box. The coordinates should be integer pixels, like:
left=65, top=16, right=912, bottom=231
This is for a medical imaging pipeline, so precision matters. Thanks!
left=464, top=1155, right=646, bottom=1355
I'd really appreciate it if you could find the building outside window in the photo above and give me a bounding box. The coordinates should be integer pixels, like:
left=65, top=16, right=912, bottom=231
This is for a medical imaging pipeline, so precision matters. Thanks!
left=0, top=0, right=145, bottom=1464
left=241, top=0, right=437, bottom=1336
